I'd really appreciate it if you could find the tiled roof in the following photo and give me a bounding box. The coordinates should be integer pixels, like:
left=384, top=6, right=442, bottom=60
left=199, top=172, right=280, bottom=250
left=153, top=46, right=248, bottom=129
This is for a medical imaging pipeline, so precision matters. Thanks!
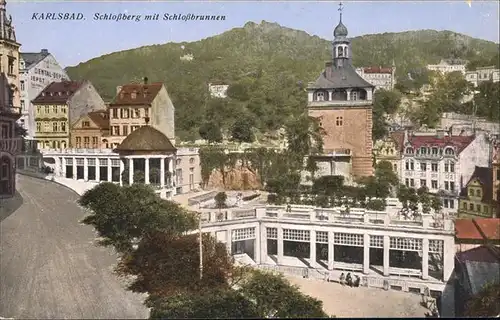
left=407, top=135, right=475, bottom=154
left=114, top=126, right=176, bottom=153
left=364, top=67, right=393, bottom=74
left=32, top=81, right=85, bottom=104
left=110, top=82, right=163, bottom=106
left=456, top=245, right=500, bottom=264
left=20, top=50, right=50, bottom=69
left=310, top=63, right=374, bottom=89
left=87, top=110, right=109, bottom=130
left=455, top=218, right=500, bottom=241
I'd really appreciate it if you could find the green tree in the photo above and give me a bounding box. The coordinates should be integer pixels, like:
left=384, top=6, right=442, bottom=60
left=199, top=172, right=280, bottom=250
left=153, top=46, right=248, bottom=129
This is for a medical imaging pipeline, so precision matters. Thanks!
left=199, top=121, right=223, bottom=143
left=231, top=116, right=255, bottom=143
left=374, top=89, right=402, bottom=115
left=79, top=183, right=197, bottom=253
left=214, top=191, right=228, bottom=211
left=285, top=114, right=324, bottom=165
left=464, top=283, right=500, bottom=317
left=474, top=81, right=500, bottom=122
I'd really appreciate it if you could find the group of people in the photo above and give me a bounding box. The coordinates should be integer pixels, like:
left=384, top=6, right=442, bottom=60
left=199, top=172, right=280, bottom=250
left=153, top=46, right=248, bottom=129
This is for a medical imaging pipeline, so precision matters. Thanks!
left=339, top=272, right=361, bottom=287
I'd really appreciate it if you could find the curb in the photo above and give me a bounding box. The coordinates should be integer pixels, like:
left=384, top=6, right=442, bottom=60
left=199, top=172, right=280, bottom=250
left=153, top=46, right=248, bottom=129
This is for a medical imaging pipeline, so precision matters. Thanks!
left=17, top=171, right=83, bottom=196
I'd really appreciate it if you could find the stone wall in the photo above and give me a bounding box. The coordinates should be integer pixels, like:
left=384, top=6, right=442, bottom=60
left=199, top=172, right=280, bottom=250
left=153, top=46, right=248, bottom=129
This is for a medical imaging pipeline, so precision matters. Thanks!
left=206, top=164, right=262, bottom=190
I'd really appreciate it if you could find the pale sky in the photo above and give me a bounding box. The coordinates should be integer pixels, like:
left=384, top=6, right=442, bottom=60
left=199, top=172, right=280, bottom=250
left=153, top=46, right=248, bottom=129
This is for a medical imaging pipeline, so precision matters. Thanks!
left=7, top=1, right=500, bottom=67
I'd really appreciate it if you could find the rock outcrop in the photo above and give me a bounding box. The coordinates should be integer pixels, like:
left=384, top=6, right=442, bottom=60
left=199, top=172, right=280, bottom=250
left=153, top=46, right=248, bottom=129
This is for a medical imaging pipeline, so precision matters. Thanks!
left=206, top=165, right=262, bottom=190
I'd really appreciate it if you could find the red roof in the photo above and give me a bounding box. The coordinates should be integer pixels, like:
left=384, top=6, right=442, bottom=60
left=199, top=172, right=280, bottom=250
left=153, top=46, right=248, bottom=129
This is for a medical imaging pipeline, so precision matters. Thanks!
left=408, top=135, right=475, bottom=154
left=110, top=82, right=163, bottom=106
left=364, top=67, right=393, bottom=74
left=455, top=218, right=500, bottom=241
left=32, top=81, right=85, bottom=104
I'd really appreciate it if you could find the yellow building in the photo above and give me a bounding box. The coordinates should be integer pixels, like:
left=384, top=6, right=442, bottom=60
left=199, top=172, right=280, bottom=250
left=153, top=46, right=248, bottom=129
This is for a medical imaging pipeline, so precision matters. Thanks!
left=373, top=131, right=404, bottom=175
left=32, top=80, right=106, bottom=149
left=459, top=166, right=497, bottom=218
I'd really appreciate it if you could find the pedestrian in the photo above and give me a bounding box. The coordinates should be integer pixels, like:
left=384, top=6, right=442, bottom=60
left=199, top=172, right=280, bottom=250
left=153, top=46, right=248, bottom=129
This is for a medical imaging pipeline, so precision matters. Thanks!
left=354, top=275, right=360, bottom=287
left=346, top=272, right=352, bottom=287
left=339, top=272, right=345, bottom=285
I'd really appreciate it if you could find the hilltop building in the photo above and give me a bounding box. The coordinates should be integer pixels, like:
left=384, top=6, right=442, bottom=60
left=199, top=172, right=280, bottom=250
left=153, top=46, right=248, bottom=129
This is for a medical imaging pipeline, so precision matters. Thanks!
left=19, top=49, right=69, bottom=138
left=465, top=66, right=500, bottom=87
left=355, top=63, right=396, bottom=92
left=426, top=59, right=467, bottom=74
left=107, top=78, right=175, bottom=148
left=32, top=80, right=107, bottom=150
left=307, top=5, right=375, bottom=179
left=208, top=82, right=229, bottom=98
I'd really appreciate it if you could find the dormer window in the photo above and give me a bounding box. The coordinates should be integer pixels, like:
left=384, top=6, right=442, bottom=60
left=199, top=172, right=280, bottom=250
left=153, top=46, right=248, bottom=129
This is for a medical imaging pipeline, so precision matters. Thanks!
left=131, top=91, right=137, bottom=99
left=120, top=92, right=124, bottom=99
left=350, top=91, right=358, bottom=101
left=444, top=147, right=455, bottom=156
left=317, top=92, right=325, bottom=101
left=431, top=147, right=438, bottom=155
left=420, top=147, right=427, bottom=155
left=405, top=147, right=414, bottom=154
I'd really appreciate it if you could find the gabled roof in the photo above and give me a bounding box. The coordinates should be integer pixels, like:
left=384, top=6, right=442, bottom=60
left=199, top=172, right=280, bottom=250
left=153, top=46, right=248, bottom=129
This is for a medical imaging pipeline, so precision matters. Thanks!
left=363, top=66, right=393, bottom=74
left=310, top=63, right=374, bottom=90
left=110, top=82, right=164, bottom=106
left=87, top=110, right=109, bottom=130
left=32, top=81, right=85, bottom=105
left=460, top=166, right=493, bottom=202
left=406, top=134, right=475, bottom=155
left=114, top=126, right=176, bottom=153
left=455, top=218, right=500, bottom=241
left=20, top=51, right=50, bottom=69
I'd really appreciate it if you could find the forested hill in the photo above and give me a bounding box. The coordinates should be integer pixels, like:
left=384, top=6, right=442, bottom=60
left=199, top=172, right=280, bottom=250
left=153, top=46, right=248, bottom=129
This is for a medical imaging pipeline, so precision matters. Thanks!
left=65, top=20, right=499, bottom=140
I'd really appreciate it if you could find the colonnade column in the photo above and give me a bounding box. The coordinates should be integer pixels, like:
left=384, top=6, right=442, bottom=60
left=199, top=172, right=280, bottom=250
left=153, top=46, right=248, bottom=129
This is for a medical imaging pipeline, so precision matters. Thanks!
left=260, top=224, right=267, bottom=264
left=119, top=159, right=125, bottom=186
left=160, top=157, right=165, bottom=187
left=310, top=230, right=316, bottom=268
left=328, top=231, right=334, bottom=270
left=363, top=234, right=370, bottom=274
left=72, top=157, right=77, bottom=180
left=422, top=238, right=429, bottom=280
left=144, top=157, right=150, bottom=185
left=383, top=235, right=390, bottom=276
left=128, top=158, right=134, bottom=184
left=346, top=88, right=352, bottom=100
left=226, top=229, right=232, bottom=255
left=277, top=226, right=284, bottom=265
left=169, top=157, right=174, bottom=188
left=95, top=159, right=100, bottom=182
left=254, top=227, right=261, bottom=264
left=83, top=158, right=88, bottom=181
left=107, top=158, right=112, bottom=182
left=61, top=157, right=66, bottom=177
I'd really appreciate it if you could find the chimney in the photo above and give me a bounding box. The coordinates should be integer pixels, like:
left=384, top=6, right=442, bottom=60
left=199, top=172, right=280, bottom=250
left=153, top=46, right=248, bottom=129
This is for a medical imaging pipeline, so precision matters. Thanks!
left=41, top=49, right=49, bottom=55
left=116, top=86, right=122, bottom=95
left=144, top=77, right=148, bottom=85
left=325, top=61, right=333, bottom=78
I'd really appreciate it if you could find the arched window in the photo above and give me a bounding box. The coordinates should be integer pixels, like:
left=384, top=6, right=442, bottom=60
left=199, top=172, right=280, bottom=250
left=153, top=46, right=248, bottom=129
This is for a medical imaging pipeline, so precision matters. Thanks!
left=420, top=147, right=427, bottom=155
left=189, top=157, right=195, bottom=164
left=349, top=91, right=358, bottom=101
left=444, top=147, right=455, bottom=156
left=338, top=46, right=344, bottom=58
left=344, top=47, right=348, bottom=58
left=405, top=147, right=414, bottom=154
left=317, top=91, right=325, bottom=101
left=0, top=156, right=12, bottom=195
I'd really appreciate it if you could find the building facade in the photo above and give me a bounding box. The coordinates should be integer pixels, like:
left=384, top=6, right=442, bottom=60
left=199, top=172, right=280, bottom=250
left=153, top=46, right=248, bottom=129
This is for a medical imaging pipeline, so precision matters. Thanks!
left=19, top=49, right=69, bottom=138
left=71, top=110, right=109, bottom=149
left=459, top=166, right=496, bottom=218
left=465, top=66, right=500, bottom=87
left=208, top=82, right=229, bottom=98
left=108, top=78, right=175, bottom=148
left=399, top=130, right=490, bottom=214
left=307, top=8, right=374, bottom=178
left=355, top=64, right=396, bottom=92
left=373, top=131, right=403, bottom=175
left=493, top=141, right=500, bottom=217
left=426, top=59, right=466, bottom=75
left=33, top=80, right=106, bottom=150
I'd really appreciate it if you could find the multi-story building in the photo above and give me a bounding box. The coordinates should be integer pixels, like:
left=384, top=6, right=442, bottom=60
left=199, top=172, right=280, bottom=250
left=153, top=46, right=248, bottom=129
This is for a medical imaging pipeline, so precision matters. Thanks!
left=108, top=78, right=175, bottom=148
left=19, top=49, right=69, bottom=138
left=71, top=110, right=109, bottom=149
left=426, top=59, right=467, bottom=75
left=307, top=8, right=375, bottom=178
left=459, top=166, right=496, bottom=218
left=465, top=66, right=500, bottom=87
left=355, top=64, right=396, bottom=92
left=373, top=131, right=403, bottom=175
left=32, top=80, right=106, bottom=150
left=493, top=141, right=500, bottom=217
left=398, top=130, right=490, bottom=214
left=0, top=0, right=22, bottom=198
left=208, top=82, right=229, bottom=98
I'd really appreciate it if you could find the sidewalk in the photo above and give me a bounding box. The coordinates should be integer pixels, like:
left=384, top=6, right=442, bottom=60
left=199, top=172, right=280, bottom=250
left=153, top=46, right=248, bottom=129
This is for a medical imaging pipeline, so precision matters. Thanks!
left=17, top=171, right=99, bottom=196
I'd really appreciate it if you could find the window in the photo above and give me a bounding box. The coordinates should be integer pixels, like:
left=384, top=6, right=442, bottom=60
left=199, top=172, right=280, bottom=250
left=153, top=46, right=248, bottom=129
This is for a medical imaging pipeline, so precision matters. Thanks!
left=476, top=189, right=481, bottom=197
left=450, top=163, right=455, bottom=173
left=405, top=161, right=409, bottom=170
left=444, top=163, right=449, bottom=172
left=410, top=161, right=414, bottom=170
left=420, top=179, right=426, bottom=187
left=134, top=109, right=140, bottom=118
left=82, top=121, right=90, bottom=128
left=431, top=163, right=438, bottom=172
left=420, top=163, right=427, bottom=171
left=450, top=182, right=455, bottom=191
left=420, top=147, right=427, bottom=155
left=463, top=202, right=467, bottom=209
left=20, top=80, right=25, bottom=91
left=122, top=125, right=128, bottom=136
left=449, top=200, right=454, bottom=209
left=393, top=164, right=397, bottom=172
left=8, top=56, right=15, bottom=74
left=410, top=179, right=415, bottom=187
left=112, top=126, right=120, bottom=136
left=405, top=178, right=409, bottom=187
left=120, top=108, right=129, bottom=119
left=431, top=147, right=438, bottom=155
left=84, top=137, right=90, bottom=148
left=92, top=137, right=98, bottom=147
left=317, top=91, right=325, bottom=101
left=469, top=203, right=474, bottom=211
left=61, top=122, right=66, bottom=132
left=431, top=180, right=438, bottom=189
left=189, top=157, right=195, bottom=164
left=484, top=206, right=489, bottom=214
left=61, top=106, right=67, bottom=113
left=76, top=137, right=81, bottom=148
left=336, top=116, right=343, bottom=126
left=20, top=100, right=25, bottom=111
left=45, top=106, right=50, bottom=113
left=52, top=106, right=57, bottom=113
left=444, top=181, right=449, bottom=190
left=112, top=108, right=118, bottom=119
left=52, top=122, right=58, bottom=132
left=444, top=147, right=454, bottom=156
left=405, top=147, right=413, bottom=154
left=144, top=108, right=149, bottom=118
left=350, top=91, right=358, bottom=101
left=476, top=204, right=481, bottom=212
left=443, top=199, right=449, bottom=208
left=131, top=91, right=137, bottom=99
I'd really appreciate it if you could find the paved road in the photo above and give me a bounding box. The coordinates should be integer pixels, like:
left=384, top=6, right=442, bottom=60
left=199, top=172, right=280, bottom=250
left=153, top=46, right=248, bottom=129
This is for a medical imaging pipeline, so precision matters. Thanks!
left=0, top=175, right=148, bottom=319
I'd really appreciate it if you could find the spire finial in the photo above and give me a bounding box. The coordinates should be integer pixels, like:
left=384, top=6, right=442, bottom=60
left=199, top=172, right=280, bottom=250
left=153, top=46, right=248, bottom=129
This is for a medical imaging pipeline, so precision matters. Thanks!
left=338, top=2, right=343, bottom=21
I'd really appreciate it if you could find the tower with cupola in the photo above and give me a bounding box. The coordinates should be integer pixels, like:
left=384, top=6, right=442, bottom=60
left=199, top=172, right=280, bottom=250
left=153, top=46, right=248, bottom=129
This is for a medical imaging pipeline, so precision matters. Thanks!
left=307, top=2, right=375, bottom=179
